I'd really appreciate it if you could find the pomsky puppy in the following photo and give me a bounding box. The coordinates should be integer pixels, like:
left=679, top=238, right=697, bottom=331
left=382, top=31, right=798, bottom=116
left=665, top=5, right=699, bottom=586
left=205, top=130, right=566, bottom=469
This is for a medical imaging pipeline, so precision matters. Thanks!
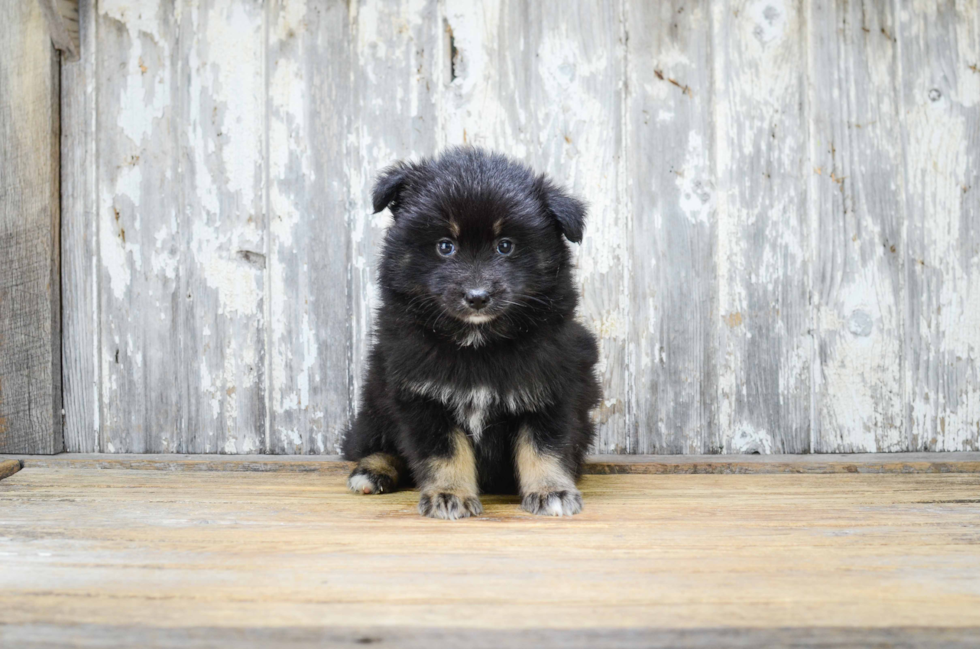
left=342, top=147, right=601, bottom=520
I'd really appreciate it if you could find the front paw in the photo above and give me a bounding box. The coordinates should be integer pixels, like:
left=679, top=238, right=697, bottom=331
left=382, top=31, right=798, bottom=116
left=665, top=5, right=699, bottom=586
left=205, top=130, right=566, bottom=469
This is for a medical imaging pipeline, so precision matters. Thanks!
left=521, top=489, right=583, bottom=516
left=418, top=491, right=483, bottom=520
left=347, top=468, right=394, bottom=495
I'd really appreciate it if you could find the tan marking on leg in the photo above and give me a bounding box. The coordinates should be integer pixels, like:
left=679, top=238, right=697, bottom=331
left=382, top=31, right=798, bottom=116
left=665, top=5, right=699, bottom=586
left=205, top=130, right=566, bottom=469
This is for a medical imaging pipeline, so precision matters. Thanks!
left=515, top=427, right=576, bottom=492
left=418, top=428, right=482, bottom=520
left=515, top=426, right=582, bottom=516
left=421, top=428, right=478, bottom=493
left=448, top=220, right=460, bottom=238
left=492, top=218, right=503, bottom=237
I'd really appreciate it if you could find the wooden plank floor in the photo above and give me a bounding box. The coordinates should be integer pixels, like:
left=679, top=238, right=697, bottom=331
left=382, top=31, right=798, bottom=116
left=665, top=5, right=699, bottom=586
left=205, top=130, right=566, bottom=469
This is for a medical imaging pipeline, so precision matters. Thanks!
left=1, top=461, right=979, bottom=647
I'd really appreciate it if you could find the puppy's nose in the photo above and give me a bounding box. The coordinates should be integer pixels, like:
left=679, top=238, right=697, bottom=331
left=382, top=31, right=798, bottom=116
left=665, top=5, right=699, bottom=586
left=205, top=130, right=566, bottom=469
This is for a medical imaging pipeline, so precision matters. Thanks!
left=464, top=289, right=491, bottom=310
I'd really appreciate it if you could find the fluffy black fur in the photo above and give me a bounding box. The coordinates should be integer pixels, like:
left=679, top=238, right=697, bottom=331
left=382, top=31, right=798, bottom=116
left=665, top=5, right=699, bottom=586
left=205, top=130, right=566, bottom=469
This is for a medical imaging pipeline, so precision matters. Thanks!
left=342, top=147, right=601, bottom=516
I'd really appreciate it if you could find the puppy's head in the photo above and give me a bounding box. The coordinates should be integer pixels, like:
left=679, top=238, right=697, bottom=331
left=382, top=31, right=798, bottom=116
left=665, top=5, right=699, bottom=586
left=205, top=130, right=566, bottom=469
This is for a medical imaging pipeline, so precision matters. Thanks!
left=374, top=147, right=586, bottom=340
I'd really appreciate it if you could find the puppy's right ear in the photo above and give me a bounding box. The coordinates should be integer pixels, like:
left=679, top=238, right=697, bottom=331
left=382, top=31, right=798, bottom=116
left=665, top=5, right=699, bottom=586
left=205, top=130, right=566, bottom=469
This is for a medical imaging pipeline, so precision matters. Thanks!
left=372, top=164, right=409, bottom=214
left=540, top=179, right=587, bottom=244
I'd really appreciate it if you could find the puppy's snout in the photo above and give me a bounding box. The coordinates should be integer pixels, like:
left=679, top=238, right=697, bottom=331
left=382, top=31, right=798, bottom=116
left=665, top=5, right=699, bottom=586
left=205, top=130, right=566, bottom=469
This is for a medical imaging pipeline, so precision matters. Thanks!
left=464, top=289, right=491, bottom=310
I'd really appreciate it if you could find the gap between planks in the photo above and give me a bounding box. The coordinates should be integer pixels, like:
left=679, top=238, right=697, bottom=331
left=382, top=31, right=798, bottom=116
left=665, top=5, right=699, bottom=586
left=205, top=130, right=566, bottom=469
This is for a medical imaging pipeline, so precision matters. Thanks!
left=2, top=452, right=979, bottom=475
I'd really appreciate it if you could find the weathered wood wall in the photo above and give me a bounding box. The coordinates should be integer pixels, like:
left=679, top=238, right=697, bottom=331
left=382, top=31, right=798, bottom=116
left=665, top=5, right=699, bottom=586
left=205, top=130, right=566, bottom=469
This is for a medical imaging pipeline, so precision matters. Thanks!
left=61, top=0, right=980, bottom=454
left=0, top=0, right=63, bottom=453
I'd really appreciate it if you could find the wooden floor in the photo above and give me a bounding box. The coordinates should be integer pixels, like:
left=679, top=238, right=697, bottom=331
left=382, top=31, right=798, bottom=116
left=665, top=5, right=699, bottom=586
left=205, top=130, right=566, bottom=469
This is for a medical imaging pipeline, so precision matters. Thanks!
left=1, top=456, right=979, bottom=648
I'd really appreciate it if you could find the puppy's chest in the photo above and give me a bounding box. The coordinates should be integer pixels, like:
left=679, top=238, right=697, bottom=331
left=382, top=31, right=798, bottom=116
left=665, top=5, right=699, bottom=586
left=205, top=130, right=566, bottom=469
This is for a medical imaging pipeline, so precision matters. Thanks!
left=407, top=380, right=548, bottom=442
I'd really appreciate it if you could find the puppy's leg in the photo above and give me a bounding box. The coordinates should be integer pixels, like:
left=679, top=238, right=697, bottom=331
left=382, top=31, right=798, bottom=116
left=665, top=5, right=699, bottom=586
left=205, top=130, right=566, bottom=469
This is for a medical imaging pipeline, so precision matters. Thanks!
left=347, top=453, right=406, bottom=495
left=515, top=425, right=583, bottom=516
left=417, top=428, right=483, bottom=520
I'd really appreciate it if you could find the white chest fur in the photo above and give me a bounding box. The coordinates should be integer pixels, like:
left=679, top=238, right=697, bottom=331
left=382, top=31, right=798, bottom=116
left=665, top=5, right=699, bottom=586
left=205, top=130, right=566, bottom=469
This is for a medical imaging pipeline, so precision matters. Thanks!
left=406, top=381, right=547, bottom=443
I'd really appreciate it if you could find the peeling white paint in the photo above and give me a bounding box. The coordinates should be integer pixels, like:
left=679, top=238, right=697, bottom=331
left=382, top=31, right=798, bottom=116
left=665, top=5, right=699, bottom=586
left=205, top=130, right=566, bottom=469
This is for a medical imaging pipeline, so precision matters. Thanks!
left=191, top=220, right=261, bottom=317
left=728, top=424, right=774, bottom=454
left=203, top=1, right=263, bottom=207
left=150, top=226, right=178, bottom=280
left=101, top=0, right=170, bottom=147
left=676, top=131, right=713, bottom=225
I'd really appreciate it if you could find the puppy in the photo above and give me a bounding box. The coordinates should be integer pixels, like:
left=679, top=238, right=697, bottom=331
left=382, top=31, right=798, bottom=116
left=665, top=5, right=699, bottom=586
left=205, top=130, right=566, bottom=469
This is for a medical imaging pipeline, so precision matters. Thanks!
left=342, top=147, right=601, bottom=519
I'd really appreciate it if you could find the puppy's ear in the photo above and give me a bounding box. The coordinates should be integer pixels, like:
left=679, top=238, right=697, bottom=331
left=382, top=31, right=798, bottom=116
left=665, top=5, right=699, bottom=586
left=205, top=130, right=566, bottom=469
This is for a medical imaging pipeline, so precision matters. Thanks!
left=372, top=164, right=409, bottom=214
left=541, top=180, right=587, bottom=243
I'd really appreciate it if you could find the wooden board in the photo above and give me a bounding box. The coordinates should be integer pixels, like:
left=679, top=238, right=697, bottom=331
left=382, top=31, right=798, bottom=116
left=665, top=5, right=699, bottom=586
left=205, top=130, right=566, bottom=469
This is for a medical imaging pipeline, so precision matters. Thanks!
left=95, top=0, right=181, bottom=452
left=266, top=0, right=353, bottom=455
left=177, top=0, right=267, bottom=453
left=1, top=467, right=979, bottom=645
left=900, top=2, right=980, bottom=451
left=61, top=0, right=99, bottom=452
left=0, top=0, right=62, bottom=454
left=710, top=0, right=810, bottom=454
left=626, top=1, right=713, bottom=454
left=5, top=451, right=980, bottom=475
left=806, top=0, right=907, bottom=453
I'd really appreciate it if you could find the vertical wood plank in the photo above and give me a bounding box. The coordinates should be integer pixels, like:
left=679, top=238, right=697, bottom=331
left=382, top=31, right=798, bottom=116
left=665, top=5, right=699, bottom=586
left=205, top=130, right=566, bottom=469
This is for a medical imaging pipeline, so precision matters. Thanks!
left=267, top=0, right=352, bottom=454
left=0, top=0, right=63, bottom=454
left=176, top=0, right=267, bottom=453
left=62, top=0, right=100, bottom=452
left=900, top=0, right=980, bottom=451
left=710, top=0, right=810, bottom=454
left=806, top=0, right=907, bottom=452
left=96, top=0, right=180, bottom=452
left=441, top=0, right=630, bottom=452
left=625, top=0, right=714, bottom=454
left=348, top=0, right=442, bottom=412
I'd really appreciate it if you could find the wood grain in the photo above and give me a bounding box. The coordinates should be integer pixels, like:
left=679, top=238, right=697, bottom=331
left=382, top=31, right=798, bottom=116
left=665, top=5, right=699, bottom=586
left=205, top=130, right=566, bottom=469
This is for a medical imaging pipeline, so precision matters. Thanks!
left=267, top=0, right=353, bottom=455
left=626, top=0, right=713, bottom=454
left=900, top=1, right=980, bottom=452
left=0, top=0, right=63, bottom=454
left=1, top=468, right=978, bottom=634
left=711, top=0, right=811, bottom=454
left=61, top=0, right=99, bottom=452
left=96, top=0, right=181, bottom=452
left=807, top=0, right=907, bottom=452
left=177, top=0, right=267, bottom=453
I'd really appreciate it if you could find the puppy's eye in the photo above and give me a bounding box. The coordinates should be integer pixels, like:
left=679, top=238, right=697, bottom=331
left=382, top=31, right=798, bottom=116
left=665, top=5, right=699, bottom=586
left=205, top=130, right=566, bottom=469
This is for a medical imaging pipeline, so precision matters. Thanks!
left=496, top=239, right=514, bottom=255
left=436, top=239, right=456, bottom=257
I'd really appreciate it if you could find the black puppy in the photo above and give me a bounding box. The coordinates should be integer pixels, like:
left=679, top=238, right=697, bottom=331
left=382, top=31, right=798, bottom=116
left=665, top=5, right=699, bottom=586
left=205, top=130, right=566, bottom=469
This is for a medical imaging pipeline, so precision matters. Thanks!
left=342, top=147, right=601, bottom=520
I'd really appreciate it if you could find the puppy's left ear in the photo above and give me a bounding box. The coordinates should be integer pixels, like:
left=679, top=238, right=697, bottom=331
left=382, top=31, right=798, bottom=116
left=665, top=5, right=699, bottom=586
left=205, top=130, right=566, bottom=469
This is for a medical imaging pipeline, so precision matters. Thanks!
left=372, top=163, right=409, bottom=214
left=541, top=180, right=587, bottom=243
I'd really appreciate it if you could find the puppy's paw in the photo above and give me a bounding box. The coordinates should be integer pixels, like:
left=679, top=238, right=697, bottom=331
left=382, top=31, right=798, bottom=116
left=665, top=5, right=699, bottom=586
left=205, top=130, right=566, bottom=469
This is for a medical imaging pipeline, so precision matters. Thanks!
left=347, top=468, right=395, bottom=495
left=521, top=489, right=583, bottom=516
left=418, top=491, right=483, bottom=520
